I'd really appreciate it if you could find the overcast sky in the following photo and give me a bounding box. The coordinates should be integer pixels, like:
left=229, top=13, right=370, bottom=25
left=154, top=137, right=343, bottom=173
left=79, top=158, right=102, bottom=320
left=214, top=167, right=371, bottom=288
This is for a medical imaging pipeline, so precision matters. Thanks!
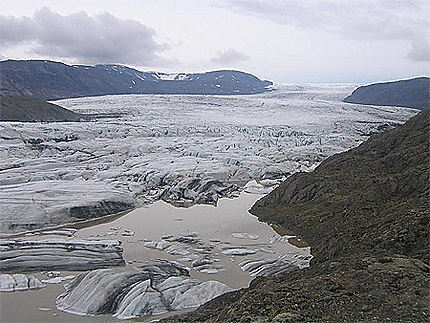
left=0, top=0, right=429, bottom=83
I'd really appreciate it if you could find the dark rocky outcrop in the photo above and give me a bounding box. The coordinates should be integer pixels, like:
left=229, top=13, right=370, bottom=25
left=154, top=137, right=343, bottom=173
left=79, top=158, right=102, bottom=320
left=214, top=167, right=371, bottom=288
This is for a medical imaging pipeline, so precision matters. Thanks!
left=0, top=96, right=122, bottom=123
left=252, top=110, right=429, bottom=265
left=163, top=111, right=429, bottom=322
left=0, top=96, right=82, bottom=122
left=0, top=60, right=273, bottom=100
left=344, top=77, right=430, bottom=110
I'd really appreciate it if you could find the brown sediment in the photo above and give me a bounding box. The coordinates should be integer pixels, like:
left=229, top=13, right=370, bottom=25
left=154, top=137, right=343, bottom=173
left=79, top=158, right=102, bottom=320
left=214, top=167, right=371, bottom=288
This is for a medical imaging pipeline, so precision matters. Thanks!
left=287, top=236, right=309, bottom=248
left=270, top=223, right=309, bottom=248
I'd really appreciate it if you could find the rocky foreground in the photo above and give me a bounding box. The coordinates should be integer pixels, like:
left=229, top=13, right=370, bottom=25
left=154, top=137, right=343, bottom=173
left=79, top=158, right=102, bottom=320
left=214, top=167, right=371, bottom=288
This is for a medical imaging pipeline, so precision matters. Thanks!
left=164, top=111, right=429, bottom=322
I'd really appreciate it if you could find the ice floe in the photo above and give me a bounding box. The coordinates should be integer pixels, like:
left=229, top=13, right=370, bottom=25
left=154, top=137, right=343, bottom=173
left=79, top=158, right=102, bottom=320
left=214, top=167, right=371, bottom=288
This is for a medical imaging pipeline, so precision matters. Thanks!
left=192, top=258, right=225, bottom=274
left=0, top=273, right=45, bottom=292
left=56, top=260, right=232, bottom=319
left=0, top=239, right=125, bottom=272
left=232, top=232, right=260, bottom=240
left=42, top=275, right=75, bottom=284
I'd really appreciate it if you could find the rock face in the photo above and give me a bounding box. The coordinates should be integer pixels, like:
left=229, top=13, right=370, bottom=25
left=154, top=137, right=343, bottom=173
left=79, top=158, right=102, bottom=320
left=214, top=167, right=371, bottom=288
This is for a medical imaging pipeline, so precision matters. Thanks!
left=0, top=239, right=125, bottom=272
left=56, top=261, right=232, bottom=320
left=251, top=110, right=429, bottom=265
left=163, top=112, right=429, bottom=322
left=344, top=77, right=430, bottom=110
left=0, top=96, right=82, bottom=122
left=0, top=60, right=272, bottom=100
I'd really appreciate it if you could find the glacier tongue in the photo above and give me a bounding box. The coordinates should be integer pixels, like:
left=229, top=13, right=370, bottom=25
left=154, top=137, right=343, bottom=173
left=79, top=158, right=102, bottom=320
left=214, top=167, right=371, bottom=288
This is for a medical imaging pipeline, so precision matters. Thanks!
left=0, top=84, right=417, bottom=233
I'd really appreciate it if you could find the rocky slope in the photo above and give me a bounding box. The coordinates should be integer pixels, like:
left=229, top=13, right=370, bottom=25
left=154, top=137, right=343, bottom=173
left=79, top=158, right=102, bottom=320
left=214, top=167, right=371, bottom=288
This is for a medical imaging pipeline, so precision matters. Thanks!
left=0, top=96, right=83, bottom=122
left=0, top=60, right=272, bottom=100
left=344, top=77, right=430, bottom=110
left=164, top=111, right=429, bottom=322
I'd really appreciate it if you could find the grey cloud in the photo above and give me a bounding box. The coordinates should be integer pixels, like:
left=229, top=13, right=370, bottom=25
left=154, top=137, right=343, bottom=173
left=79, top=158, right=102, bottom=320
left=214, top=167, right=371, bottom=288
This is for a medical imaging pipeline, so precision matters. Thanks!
left=408, top=37, right=430, bottom=62
left=221, top=0, right=430, bottom=62
left=0, top=15, right=37, bottom=46
left=0, top=7, right=170, bottom=65
left=211, top=49, right=249, bottom=65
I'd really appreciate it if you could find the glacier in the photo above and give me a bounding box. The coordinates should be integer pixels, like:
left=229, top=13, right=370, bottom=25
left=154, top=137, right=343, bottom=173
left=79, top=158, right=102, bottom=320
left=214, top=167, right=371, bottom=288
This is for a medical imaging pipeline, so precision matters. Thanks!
left=0, top=84, right=417, bottom=233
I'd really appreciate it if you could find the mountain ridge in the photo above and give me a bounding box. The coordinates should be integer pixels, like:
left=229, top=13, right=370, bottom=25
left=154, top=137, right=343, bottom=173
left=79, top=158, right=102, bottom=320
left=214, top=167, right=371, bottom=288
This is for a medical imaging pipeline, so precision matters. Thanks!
left=344, top=76, right=430, bottom=110
left=0, top=96, right=82, bottom=122
left=0, top=59, right=272, bottom=100
left=0, top=96, right=121, bottom=122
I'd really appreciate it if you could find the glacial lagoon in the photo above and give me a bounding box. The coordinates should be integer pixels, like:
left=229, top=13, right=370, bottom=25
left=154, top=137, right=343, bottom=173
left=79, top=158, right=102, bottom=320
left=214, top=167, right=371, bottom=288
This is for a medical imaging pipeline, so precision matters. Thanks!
left=0, top=191, right=311, bottom=322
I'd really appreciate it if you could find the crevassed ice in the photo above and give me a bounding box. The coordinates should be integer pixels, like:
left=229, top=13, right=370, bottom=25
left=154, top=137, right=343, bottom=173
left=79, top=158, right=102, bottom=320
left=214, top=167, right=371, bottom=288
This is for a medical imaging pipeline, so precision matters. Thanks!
left=0, top=84, right=417, bottom=233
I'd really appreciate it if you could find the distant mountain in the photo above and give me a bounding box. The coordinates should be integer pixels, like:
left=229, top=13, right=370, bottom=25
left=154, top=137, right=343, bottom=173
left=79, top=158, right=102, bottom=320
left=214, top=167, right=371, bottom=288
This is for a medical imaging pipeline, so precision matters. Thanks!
left=0, top=60, right=273, bottom=100
left=0, top=96, right=82, bottom=122
left=344, top=77, right=430, bottom=110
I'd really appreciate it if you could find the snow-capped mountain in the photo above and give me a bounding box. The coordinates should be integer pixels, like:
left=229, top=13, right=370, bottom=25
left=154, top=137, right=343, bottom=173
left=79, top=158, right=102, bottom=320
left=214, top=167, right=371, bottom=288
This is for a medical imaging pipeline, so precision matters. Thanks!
left=0, top=60, right=273, bottom=100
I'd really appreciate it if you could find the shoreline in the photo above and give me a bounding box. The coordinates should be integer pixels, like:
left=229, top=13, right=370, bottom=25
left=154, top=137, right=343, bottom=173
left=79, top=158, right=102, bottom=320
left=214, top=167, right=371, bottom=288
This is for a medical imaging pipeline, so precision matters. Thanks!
left=0, top=208, right=133, bottom=239
left=0, top=179, right=279, bottom=239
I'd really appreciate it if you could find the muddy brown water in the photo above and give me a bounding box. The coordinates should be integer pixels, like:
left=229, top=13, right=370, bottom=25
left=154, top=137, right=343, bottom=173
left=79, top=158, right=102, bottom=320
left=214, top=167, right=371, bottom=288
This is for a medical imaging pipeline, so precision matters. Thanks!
left=0, top=192, right=310, bottom=322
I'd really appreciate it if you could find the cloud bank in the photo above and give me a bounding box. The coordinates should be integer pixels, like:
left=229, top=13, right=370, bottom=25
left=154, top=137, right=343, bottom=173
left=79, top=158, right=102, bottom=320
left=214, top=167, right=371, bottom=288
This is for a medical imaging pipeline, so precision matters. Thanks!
left=222, top=0, right=430, bottom=62
left=0, top=7, right=169, bottom=65
left=211, top=49, right=249, bottom=65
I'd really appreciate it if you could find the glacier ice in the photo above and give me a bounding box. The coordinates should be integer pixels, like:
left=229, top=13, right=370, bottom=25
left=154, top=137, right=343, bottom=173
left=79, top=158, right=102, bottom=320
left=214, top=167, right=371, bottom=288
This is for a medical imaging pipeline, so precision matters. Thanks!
left=0, top=238, right=125, bottom=273
left=239, top=253, right=313, bottom=277
left=0, top=84, right=418, bottom=233
left=56, top=262, right=232, bottom=319
left=0, top=273, right=45, bottom=292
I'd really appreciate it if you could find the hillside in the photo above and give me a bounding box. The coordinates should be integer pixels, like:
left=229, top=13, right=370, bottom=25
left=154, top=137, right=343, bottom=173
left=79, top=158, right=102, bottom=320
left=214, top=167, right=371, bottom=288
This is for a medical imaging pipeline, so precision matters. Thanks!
left=0, top=96, right=82, bottom=122
left=344, top=77, right=430, bottom=110
left=164, top=111, right=429, bottom=322
left=0, top=60, right=273, bottom=100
